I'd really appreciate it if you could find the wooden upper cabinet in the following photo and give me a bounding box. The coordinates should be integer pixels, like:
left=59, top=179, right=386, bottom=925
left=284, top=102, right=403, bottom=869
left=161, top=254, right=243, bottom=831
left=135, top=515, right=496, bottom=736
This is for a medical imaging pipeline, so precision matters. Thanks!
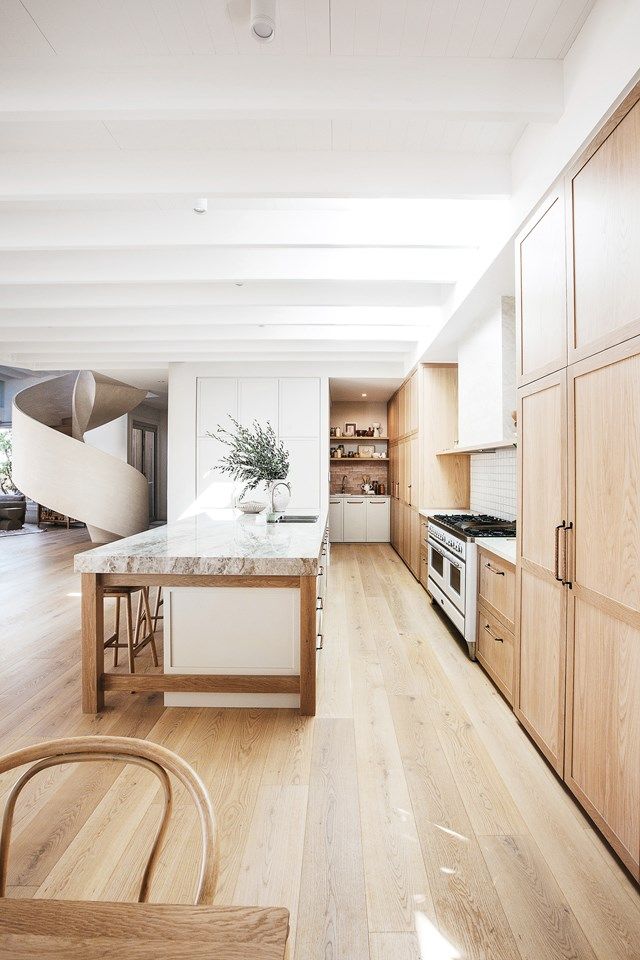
left=516, top=192, right=567, bottom=386
left=399, top=382, right=408, bottom=436
left=515, top=371, right=567, bottom=774
left=569, top=92, right=640, bottom=363
left=407, top=370, right=419, bottom=434
left=388, top=392, right=398, bottom=442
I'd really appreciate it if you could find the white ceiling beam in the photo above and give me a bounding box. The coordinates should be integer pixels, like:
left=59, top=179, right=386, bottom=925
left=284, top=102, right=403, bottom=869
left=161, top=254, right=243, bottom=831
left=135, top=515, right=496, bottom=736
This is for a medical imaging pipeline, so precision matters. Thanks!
left=0, top=327, right=424, bottom=349
left=0, top=282, right=449, bottom=308
left=8, top=348, right=412, bottom=367
left=6, top=339, right=413, bottom=357
left=0, top=56, right=562, bottom=120
left=0, top=247, right=474, bottom=285
left=0, top=151, right=510, bottom=199
left=0, top=305, right=440, bottom=328
left=0, top=208, right=493, bottom=250
left=19, top=353, right=409, bottom=370
left=0, top=307, right=441, bottom=340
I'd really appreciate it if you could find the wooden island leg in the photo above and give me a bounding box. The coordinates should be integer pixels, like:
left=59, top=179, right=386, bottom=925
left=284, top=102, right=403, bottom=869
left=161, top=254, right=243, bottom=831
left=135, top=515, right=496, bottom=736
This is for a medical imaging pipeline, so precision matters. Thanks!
left=299, top=575, right=317, bottom=717
left=81, top=572, right=104, bottom=713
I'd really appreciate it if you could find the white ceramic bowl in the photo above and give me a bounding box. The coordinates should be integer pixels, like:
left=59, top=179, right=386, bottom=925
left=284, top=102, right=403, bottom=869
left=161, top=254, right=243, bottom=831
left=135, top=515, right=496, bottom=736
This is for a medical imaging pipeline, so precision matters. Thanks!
left=237, top=500, right=267, bottom=514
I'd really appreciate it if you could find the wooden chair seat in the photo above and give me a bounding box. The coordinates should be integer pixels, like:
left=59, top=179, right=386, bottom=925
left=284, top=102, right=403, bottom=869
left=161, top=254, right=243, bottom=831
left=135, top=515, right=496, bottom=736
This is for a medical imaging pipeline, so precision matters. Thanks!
left=0, top=737, right=289, bottom=958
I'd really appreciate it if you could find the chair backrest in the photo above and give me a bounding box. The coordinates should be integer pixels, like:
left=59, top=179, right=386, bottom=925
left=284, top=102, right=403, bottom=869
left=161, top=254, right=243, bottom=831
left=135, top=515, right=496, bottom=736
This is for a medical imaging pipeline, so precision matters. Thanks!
left=0, top=736, right=218, bottom=904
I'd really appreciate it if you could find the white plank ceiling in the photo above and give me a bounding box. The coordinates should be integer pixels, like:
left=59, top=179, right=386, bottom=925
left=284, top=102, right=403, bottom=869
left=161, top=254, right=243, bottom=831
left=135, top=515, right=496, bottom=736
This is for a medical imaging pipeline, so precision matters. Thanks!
left=0, top=0, right=596, bottom=381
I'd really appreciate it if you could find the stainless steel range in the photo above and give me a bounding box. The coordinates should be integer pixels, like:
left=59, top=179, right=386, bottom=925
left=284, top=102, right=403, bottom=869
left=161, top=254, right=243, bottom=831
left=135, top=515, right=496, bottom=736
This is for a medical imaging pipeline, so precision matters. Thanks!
left=426, top=514, right=516, bottom=659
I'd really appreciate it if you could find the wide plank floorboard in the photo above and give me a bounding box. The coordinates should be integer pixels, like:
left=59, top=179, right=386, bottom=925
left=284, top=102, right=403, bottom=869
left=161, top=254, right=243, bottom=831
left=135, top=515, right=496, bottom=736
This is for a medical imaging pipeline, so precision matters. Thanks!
left=0, top=531, right=638, bottom=958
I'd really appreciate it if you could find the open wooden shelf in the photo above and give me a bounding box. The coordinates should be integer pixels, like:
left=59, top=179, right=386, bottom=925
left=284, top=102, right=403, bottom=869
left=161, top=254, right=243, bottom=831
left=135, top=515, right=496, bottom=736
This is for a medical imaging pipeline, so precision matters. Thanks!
left=330, top=457, right=389, bottom=462
left=330, top=435, right=389, bottom=442
left=436, top=439, right=517, bottom=456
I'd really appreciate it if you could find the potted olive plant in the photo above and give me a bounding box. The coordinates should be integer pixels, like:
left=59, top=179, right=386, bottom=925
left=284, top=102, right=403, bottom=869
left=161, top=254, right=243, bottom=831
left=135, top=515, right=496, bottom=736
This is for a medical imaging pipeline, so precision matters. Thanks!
left=209, top=417, right=290, bottom=518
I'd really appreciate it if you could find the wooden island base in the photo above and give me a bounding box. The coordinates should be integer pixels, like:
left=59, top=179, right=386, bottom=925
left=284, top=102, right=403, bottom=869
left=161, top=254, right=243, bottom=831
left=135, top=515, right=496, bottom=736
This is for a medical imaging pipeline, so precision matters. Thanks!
left=81, top=572, right=318, bottom=716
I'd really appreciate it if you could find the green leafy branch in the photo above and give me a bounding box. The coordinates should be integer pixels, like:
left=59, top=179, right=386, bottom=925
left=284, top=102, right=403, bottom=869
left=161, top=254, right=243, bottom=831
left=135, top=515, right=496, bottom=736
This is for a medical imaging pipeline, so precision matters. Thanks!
left=208, top=417, right=289, bottom=499
left=0, top=431, right=16, bottom=494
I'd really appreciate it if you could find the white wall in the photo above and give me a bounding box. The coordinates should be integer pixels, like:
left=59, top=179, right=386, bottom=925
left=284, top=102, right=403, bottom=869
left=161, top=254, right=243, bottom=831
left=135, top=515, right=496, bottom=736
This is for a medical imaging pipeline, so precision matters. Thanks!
left=168, top=362, right=329, bottom=522
left=85, top=415, right=128, bottom=461
left=511, top=0, right=640, bottom=226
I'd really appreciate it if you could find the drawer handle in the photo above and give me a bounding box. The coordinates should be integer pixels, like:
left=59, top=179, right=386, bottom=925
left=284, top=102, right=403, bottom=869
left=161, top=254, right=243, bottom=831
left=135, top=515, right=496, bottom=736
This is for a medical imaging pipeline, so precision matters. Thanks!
left=485, top=562, right=505, bottom=576
left=484, top=624, right=504, bottom=643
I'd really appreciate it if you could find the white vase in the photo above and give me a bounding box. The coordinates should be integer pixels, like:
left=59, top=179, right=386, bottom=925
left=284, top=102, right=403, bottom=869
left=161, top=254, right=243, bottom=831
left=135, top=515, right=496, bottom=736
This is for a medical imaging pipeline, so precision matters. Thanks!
left=270, top=480, right=291, bottom=514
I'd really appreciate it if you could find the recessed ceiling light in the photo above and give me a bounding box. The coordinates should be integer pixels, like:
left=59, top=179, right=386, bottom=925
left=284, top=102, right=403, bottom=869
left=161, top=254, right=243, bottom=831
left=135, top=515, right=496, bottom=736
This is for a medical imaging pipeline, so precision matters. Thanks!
left=250, top=0, right=275, bottom=42
left=193, top=197, right=207, bottom=215
left=362, top=393, right=367, bottom=397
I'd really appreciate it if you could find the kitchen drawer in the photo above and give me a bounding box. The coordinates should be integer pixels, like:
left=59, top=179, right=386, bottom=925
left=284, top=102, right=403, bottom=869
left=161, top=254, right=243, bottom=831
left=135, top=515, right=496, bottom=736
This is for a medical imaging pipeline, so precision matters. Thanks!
left=477, top=548, right=515, bottom=631
left=419, top=548, right=429, bottom=589
left=476, top=602, right=514, bottom=704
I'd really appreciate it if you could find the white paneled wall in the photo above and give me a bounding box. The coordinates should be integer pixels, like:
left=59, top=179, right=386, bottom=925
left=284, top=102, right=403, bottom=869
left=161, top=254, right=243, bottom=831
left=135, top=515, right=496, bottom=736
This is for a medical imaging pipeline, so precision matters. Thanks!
left=196, top=376, right=322, bottom=513
left=470, top=447, right=517, bottom=521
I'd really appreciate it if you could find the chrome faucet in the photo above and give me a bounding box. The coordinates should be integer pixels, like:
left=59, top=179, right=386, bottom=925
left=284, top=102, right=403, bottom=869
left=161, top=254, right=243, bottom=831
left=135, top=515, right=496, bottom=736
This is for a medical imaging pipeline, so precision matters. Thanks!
left=341, top=475, right=348, bottom=494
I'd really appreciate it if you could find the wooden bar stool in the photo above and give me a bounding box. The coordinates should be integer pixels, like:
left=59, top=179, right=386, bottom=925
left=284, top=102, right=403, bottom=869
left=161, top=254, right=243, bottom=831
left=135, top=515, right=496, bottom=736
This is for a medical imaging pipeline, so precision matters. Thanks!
left=104, top=587, right=158, bottom=673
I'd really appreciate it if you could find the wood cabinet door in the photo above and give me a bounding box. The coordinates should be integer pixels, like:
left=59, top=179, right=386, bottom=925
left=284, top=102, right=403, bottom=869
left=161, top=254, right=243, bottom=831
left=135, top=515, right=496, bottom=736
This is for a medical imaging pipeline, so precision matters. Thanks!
left=409, top=508, right=421, bottom=578
left=515, top=370, right=568, bottom=774
left=409, top=435, right=419, bottom=508
left=516, top=191, right=567, bottom=386
left=390, top=496, right=400, bottom=551
left=569, top=92, right=640, bottom=364
left=408, top=369, right=419, bottom=433
left=565, top=337, right=640, bottom=877
left=398, top=439, right=407, bottom=504
left=387, top=393, right=398, bottom=442
left=388, top=443, right=398, bottom=500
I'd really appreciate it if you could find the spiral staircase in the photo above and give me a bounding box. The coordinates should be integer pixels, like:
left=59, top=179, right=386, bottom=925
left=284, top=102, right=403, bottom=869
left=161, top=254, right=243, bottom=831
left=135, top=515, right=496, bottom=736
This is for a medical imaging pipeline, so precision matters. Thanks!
left=12, top=371, right=149, bottom=543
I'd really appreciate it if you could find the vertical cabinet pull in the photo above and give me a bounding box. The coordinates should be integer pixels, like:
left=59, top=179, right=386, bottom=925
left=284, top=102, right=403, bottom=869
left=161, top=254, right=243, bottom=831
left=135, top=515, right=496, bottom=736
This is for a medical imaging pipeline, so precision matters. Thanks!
left=554, top=522, right=565, bottom=581
left=554, top=521, right=573, bottom=588
left=562, top=522, right=573, bottom=588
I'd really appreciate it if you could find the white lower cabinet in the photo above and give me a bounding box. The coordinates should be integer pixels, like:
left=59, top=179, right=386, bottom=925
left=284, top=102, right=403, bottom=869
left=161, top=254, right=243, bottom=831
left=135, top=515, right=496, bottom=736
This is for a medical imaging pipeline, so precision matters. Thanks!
left=331, top=496, right=390, bottom=543
left=343, top=498, right=367, bottom=542
left=329, top=498, right=344, bottom=542
left=366, top=497, right=390, bottom=542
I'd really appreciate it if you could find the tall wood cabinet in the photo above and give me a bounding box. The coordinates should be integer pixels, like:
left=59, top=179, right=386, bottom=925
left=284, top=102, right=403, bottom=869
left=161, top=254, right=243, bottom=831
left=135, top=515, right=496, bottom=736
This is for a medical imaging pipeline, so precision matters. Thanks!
left=389, top=365, right=468, bottom=581
left=515, top=83, right=640, bottom=878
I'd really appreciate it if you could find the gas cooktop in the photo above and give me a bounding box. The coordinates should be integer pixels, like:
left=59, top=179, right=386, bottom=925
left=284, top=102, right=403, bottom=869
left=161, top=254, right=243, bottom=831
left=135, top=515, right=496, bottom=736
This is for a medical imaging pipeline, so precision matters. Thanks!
left=431, top=513, right=516, bottom=540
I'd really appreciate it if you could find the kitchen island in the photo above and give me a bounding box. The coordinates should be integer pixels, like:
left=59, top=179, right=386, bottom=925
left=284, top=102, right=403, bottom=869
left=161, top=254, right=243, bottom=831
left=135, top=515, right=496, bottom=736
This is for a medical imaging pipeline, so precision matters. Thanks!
left=75, top=511, right=328, bottom=716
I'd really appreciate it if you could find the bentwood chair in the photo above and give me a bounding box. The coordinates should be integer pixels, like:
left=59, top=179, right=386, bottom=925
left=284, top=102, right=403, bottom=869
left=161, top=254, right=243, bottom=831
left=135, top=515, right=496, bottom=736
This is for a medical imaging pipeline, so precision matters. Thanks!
left=0, top=736, right=218, bottom=904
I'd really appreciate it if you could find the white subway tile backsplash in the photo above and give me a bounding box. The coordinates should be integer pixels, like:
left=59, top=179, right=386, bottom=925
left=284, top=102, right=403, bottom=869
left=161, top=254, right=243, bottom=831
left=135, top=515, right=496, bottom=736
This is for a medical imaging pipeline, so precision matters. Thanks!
left=469, top=447, right=516, bottom=520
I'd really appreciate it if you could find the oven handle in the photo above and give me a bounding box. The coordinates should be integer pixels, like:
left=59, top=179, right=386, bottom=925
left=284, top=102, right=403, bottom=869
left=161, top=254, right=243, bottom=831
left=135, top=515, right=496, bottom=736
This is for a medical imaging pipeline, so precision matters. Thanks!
left=427, top=536, right=464, bottom=570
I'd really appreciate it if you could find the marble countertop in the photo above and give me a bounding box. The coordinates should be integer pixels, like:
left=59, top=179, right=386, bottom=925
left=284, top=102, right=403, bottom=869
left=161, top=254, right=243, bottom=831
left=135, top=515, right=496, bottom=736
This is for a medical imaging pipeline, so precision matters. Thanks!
left=74, top=510, right=328, bottom=577
left=475, top=537, right=517, bottom=565
left=330, top=493, right=390, bottom=499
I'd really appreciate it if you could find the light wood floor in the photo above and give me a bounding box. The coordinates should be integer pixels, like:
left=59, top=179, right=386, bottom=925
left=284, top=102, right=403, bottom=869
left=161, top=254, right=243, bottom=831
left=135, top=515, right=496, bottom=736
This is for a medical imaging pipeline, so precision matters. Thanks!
left=1, top=530, right=639, bottom=959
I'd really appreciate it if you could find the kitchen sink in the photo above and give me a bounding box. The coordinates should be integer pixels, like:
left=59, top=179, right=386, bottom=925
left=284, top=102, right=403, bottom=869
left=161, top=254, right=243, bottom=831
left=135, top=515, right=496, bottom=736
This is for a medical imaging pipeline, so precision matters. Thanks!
left=275, top=515, right=319, bottom=523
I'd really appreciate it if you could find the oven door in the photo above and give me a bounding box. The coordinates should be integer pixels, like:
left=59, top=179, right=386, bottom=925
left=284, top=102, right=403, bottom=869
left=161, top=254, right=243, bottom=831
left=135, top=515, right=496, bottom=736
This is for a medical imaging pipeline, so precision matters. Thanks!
left=428, top=537, right=466, bottom=614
